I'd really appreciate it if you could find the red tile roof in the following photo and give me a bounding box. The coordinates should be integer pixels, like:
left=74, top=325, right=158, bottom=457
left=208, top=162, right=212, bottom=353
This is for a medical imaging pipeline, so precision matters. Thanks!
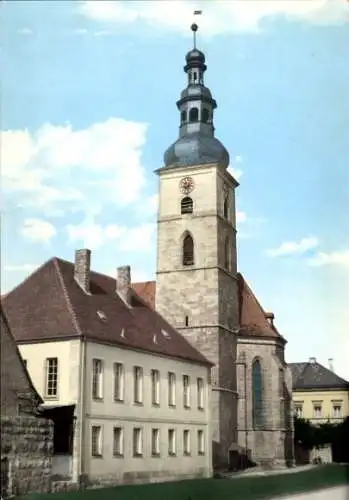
left=2, top=258, right=211, bottom=367
left=132, top=274, right=285, bottom=341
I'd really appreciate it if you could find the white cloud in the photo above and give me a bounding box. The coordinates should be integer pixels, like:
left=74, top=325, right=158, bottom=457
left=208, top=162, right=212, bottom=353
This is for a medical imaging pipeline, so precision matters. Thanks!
left=308, top=250, right=349, bottom=267
left=66, top=218, right=156, bottom=251
left=236, top=211, right=247, bottom=224
left=21, top=218, right=57, bottom=243
left=5, top=264, right=38, bottom=272
left=1, top=118, right=148, bottom=216
left=17, top=28, right=33, bottom=35
left=228, top=167, right=243, bottom=181
left=267, top=236, right=319, bottom=257
left=79, top=0, right=349, bottom=36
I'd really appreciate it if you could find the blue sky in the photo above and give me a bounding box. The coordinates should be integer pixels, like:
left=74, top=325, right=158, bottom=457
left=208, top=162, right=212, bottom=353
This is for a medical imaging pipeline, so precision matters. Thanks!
left=2, top=1, right=349, bottom=378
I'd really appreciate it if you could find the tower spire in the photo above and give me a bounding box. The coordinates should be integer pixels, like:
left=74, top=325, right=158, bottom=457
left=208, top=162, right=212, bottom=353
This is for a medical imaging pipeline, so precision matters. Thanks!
left=162, top=8, right=229, bottom=170
left=192, top=9, right=202, bottom=49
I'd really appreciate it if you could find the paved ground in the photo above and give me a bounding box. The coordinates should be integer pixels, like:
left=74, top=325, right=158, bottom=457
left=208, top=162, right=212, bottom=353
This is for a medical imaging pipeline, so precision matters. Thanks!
left=269, top=485, right=349, bottom=500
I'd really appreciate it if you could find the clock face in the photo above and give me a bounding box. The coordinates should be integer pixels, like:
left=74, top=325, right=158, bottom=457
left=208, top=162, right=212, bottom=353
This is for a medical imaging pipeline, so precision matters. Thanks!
left=179, top=176, right=195, bottom=195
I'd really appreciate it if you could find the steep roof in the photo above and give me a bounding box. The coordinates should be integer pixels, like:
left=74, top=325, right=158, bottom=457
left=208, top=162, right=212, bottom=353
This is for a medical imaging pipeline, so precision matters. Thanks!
left=289, top=361, right=349, bottom=390
left=2, top=258, right=211, bottom=367
left=132, top=273, right=285, bottom=341
left=1, top=306, right=43, bottom=415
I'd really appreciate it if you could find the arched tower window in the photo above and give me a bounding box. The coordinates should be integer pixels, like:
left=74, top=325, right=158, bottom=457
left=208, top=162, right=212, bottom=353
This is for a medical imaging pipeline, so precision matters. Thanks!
left=224, top=237, right=230, bottom=270
left=202, top=108, right=209, bottom=123
left=181, top=196, right=193, bottom=214
left=189, top=107, right=199, bottom=122
left=223, top=194, right=229, bottom=219
left=182, top=233, right=194, bottom=266
left=181, top=110, right=187, bottom=124
left=252, top=358, right=263, bottom=428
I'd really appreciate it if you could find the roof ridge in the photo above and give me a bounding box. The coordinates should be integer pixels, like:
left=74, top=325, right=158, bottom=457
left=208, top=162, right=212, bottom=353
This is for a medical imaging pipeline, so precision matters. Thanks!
left=53, top=258, right=83, bottom=337
left=2, top=257, right=55, bottom=299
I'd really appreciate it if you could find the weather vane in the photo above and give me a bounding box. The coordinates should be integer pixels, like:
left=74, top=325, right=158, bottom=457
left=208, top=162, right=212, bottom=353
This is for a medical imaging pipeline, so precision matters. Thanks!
left=191, top=10, right=202, bottom=49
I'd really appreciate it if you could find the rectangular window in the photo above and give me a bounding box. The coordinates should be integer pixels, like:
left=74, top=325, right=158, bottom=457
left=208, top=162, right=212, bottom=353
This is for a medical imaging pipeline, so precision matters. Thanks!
left=91, top=426, right=102, bottom=457
left=133, top=366, right=143, bottom=404
left=113, top=363, right=124, bottom=402
left=197, top=429, right=205, bottom=455
left=168, top=372, right=176, bottom=406
left=333, top=405, right=342, bottom=418
left=113, top=427, right=123, bottom=456
left=133, top=427, right=143, bottom=457
left=183, top=429, right=190, bottom=455
left=183, top=375, right=191, bottom=408
left=197, top=377, right=204, bottom=409
left=313, top=404, right=322, bottom=418
left=45, top=357, right=58, bottom=398
left=151, top=428, right=160, bottom=456
left=168, top=428, right=176, bottom=456
left=151, top=369, right=160, bottom=406
left=295, top=405, right=303, bottom=418
left=92, top=359, right=103, bottom=400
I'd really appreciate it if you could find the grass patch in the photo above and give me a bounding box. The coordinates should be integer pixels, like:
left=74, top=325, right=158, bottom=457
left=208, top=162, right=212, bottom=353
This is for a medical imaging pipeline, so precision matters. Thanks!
left=20, top=464, right=348, bottom=500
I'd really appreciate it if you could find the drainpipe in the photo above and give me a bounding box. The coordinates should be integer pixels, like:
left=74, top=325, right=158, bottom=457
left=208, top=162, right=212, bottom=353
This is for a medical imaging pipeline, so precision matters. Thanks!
left=78, top=336, right=87, bottom=487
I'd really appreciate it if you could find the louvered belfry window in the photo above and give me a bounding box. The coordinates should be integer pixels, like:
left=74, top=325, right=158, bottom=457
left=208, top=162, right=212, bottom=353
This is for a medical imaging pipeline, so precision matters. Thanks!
left=181, top=197, right=193, bottom=214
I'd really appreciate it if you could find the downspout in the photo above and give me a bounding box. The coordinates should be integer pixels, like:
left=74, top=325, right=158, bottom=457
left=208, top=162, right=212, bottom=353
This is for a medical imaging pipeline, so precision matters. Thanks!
left=78, top=336, right=87, bottom=487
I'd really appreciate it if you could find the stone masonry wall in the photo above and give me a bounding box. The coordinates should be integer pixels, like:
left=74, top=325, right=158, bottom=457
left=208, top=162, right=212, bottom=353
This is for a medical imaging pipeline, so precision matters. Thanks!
left=0, top=416, right=53, bottom=497
left=236, top=339, right=294, bottom=468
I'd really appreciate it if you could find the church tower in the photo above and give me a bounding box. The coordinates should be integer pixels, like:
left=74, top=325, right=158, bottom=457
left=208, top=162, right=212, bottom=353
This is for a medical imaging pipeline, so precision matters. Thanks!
left=155, top=23, right=239, bottom=467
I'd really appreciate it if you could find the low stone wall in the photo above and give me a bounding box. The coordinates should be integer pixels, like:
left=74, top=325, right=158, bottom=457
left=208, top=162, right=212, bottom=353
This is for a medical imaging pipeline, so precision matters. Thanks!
left=0, top=416, right=53, bottom=497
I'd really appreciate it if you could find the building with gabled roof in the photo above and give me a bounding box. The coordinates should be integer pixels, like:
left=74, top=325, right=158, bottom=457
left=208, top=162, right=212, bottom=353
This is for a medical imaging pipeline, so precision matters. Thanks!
left=289, top=358, right=349, bottom=424
left=2, top=252, right=213, bottom=486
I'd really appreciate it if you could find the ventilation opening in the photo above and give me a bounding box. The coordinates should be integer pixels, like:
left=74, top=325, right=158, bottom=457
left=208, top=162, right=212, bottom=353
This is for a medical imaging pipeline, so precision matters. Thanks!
left=183, top=234, right=194, bottom=266
left=189, top=107, right=199, bottom=122
left=181, top=196, right=193, bottom=214
left=185, top=316, right=189, bottom=326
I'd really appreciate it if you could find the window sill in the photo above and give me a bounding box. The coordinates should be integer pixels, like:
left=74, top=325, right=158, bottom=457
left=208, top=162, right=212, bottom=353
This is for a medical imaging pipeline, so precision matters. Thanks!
left=198, top=452, right=205, bottom=456
left=151, top=452, right=161, bottom=458
left=152, top=402, right=160, bottom=408
left=197, top=407, right=204, bottom=411
left=133, top=453, right=143, bottom=458
left=45, top=395, right=58, bottom=400
left=92, top=454, right=103, bottom=459
left=184, top=405, right=191, bottom=410
left=184, top=452, right=191, bottom=457
left=114, top=398, right=124, bottom=403
left=113, top=453, right=124, bottom=458
left=169, top=404, right=176, bottom=409
left=133, top=401, right=144, bottom=407
left=168, top=452, right=177, bottom=457
left=92, top=397, right=104, bottom=402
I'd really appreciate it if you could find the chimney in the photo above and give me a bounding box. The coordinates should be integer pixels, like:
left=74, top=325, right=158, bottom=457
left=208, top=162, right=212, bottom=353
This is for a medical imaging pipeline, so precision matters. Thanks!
left=117, top=265, right=131, bottom=306
left=309, top=357, right=317, bottom=364
left=74, top=249, right=91, bottom=292
left=265, top=312, right=275, bottom=327
left=328, top=358, right=334, bottom=372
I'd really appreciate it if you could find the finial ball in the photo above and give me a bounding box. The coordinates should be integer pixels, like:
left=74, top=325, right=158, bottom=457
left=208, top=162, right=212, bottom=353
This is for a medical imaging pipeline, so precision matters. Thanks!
left=191, top=23, right=198, bottom=32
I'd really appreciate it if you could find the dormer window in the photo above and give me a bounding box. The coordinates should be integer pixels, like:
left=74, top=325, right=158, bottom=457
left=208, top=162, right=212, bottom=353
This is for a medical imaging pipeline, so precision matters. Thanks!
left=189, top=107, right=198, bottom=122
left=181, top=196, right=193, bottom=214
